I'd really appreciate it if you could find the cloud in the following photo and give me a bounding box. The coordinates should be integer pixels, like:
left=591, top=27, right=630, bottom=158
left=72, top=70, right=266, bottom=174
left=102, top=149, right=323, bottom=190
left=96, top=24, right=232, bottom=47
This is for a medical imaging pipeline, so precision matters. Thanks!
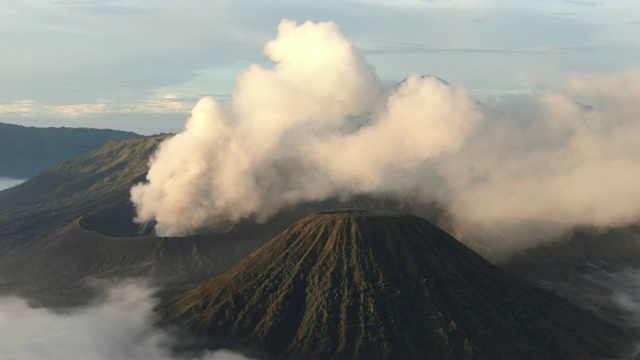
left=578, top=265, right=640, bottom=326
left=353, top=0, right=487, bottom=9
left=0, top=280, right=251, bottom=360
left=142, top=94, right=198, bottom=114
left=0, top=178, right=25, bottom=191
left=131, top=20, right=640, bottom=256
left=46, top=103, right=108, bottom=117
left=0, top=101, right=110, bottom=118
left=131, top=19, right=480, bottom=236
left=0, top=100, right=37, bottom=116
left=0, top=1, right=265, bottom=108
left=362, top=41, right=634, bottom=56
left=49, top=0, right=146, bottom=15
left=5, top=0, right=638, bottom=135
left=0, top=99, right=188, bottom=118
left=439, top=70, right=640, bottom=252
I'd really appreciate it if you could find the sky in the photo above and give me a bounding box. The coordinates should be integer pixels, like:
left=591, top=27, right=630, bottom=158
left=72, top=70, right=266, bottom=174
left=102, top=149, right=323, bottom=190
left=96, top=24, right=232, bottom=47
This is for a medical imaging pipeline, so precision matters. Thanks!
left=1, top=0, right=639, bottom=135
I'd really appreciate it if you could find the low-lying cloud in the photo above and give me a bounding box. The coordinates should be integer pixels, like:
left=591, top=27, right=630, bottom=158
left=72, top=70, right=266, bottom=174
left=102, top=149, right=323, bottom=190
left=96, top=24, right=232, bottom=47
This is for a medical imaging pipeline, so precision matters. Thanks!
left=0, top=177, right=25, bottom=191
left=0, top=281, right=250, bottom=360
left=131, top=19, right=640, bottom=255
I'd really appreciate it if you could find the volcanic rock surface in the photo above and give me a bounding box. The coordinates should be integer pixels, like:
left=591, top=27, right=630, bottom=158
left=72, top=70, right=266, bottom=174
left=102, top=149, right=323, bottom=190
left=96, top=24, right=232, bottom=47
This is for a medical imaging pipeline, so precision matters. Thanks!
left=166, top=210, right=630, bottom=359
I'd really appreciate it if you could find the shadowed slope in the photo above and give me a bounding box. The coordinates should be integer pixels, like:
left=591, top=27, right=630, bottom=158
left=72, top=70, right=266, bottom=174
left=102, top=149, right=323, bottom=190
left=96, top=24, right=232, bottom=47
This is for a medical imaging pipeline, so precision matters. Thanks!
left=166, top=210, right=630, bottom=359
left=0, top=136, right=163, bottom=246
left=0, top=134, right=450, bottom=308
left=503, top=225, right=640, bottom=328
left=0, top=217, right=270, bottom=306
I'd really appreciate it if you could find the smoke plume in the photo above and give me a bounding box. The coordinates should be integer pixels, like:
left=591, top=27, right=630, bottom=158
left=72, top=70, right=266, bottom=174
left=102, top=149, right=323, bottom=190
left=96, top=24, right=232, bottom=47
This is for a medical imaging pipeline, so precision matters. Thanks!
left=132, top=19, right=640, bottom=254
left=131, top=20, right=480, bottom=236
left=441, top=71, right=640, bottom=252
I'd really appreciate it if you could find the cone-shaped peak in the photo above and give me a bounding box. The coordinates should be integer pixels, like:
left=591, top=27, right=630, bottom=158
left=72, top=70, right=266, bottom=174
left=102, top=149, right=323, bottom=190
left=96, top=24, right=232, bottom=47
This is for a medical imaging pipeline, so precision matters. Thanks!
left=166, top=211, right=629, bottom=359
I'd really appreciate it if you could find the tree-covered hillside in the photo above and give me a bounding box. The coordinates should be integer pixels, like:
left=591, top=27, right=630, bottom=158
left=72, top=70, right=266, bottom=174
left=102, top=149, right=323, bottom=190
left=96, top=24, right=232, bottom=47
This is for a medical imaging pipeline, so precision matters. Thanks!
left=0, top=122, right=141, bottom=178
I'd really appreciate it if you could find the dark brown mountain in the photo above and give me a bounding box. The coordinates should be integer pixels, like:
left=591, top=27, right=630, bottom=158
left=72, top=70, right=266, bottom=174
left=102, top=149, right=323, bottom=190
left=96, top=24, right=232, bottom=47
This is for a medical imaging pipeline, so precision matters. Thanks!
left=164, top=210, right=630, bottom=360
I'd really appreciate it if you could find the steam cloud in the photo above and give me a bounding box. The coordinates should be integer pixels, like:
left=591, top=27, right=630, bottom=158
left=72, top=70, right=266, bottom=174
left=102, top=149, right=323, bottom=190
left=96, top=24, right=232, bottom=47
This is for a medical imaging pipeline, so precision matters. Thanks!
left=0, top=281, right=251, bottom=360
left=441, top=71, right=640, bottom=252
left=131, top=20, right=480, bottom=236
left=132, top=19, right=640, bottom=254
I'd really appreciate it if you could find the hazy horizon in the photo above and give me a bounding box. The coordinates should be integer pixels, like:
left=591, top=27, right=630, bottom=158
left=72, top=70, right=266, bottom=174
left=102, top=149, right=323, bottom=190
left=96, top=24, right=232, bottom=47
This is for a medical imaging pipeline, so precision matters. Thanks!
left=1, top=1, right=639, bottom=134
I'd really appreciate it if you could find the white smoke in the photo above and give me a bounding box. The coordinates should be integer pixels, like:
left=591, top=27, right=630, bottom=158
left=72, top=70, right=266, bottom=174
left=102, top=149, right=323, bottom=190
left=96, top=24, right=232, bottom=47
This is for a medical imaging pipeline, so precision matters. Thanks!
left=131, top=20, right=480, bottom=236
left=441, top=71, right=640, bottom=252
left=0, top=280, right=251, bottom=360
left=131, top=19, right=640, bottom=254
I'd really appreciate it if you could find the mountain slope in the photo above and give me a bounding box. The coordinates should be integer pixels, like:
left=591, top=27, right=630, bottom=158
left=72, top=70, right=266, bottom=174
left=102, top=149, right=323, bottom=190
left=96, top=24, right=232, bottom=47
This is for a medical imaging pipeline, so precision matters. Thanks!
left=0, top=132, right=275, bottom=306
left=505, top=226, right=640, bottom=280
left=0, top=134, right=453, bottom=309
left=502, top=225, right=640, bottom=327
left=0, top=122, right=141, bottom=178
left=165, top=210, right=630, bottom=359
left=0, top=217, right=271, bottom=307
left=0, top=136, right=163, bottom=246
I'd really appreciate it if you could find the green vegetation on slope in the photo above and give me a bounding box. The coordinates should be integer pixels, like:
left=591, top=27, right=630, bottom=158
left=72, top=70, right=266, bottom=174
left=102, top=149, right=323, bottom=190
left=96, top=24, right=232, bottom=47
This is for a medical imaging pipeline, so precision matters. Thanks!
left=0, top=136, right=163, bottom=246
left=0, top=135, right=276, bottom=307
left=0, top=122, right=141, bottom=178
left=165, top=210, right=630, bottom=360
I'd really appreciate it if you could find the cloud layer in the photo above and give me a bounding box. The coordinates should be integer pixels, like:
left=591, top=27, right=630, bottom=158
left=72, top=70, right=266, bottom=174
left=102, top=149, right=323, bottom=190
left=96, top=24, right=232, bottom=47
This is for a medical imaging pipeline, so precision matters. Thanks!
left=0, top=281, right=250, bottom=360
left=132, top=20, right=640, bottom=255
left=441, top=71, right=640, bottom=251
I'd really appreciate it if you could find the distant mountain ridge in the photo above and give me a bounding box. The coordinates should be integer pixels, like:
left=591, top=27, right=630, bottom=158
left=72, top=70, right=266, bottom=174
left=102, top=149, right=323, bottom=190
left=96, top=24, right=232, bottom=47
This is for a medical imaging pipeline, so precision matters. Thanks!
left=0, top=136, right=162, bottom=246
left=0, top=122, right=141, bottom=178
left=164, top=210, right=630, bottom=359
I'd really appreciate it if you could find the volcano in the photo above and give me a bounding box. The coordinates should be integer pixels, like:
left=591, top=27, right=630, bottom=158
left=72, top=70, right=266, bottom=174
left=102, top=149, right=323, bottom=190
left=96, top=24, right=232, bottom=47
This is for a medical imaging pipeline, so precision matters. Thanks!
left=165, top=210, right=629, bottom=359
left=0, top=134, right=448, bottom=307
